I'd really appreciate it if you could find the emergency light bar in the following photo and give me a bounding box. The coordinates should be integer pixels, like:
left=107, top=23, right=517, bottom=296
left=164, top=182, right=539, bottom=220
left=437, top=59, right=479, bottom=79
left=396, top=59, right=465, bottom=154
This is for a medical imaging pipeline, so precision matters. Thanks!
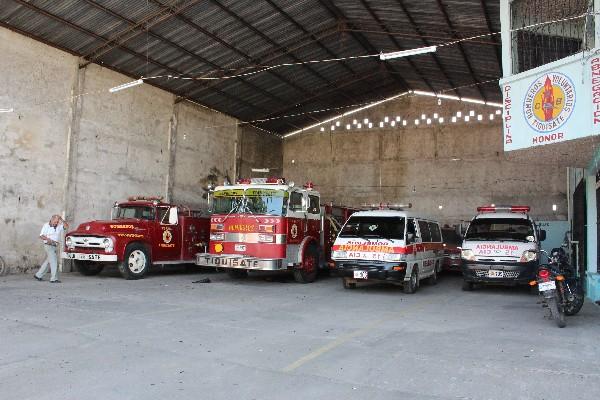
left=236, top=177, right=287, bottom=185
left=128, top=195, right=164, bottom=202
left=363, top=203, right=412, bottom=210
left=477, top=205, right=530, bottom=213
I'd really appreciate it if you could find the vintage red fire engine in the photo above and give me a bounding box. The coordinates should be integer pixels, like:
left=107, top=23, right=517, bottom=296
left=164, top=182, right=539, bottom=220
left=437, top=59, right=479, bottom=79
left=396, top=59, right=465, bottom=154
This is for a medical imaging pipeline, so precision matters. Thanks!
left=62, top=197, right=210, bottom=279
left=195, top=178, right=355, bottom=283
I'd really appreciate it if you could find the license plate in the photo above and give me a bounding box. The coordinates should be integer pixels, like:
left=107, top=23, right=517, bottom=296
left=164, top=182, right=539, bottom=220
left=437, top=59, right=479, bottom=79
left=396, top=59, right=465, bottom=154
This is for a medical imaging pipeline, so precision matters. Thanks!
left=488, top=270, right=504, bottom=278
left=353, top=270, right=368, bottom=279
left=65, top=253, right=101, bottom=261
left=538, top=281, right=556, bottom=291
left=235, top=244, right=246, bottom=252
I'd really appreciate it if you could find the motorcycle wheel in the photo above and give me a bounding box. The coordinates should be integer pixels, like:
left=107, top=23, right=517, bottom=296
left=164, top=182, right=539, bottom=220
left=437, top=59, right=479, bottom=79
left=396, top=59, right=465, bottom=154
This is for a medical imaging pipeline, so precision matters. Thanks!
left=564, top=282, right=585, bottom=316
left=547, top=295, right=566, bottom=328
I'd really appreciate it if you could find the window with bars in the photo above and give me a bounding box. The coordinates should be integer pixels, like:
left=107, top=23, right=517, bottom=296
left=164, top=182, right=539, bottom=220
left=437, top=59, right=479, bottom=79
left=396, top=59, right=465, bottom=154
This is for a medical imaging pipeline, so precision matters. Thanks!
left=511, top=0, right=595, bottom=74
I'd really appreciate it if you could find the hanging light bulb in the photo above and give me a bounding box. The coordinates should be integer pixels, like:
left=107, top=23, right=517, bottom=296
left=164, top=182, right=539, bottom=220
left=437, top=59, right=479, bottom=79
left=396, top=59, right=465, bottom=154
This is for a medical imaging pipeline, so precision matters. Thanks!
left=452, top=116, right=457, bottom=123
left=402, top=120, right=407, bottom=126
left=336, top=121, right=341, bottom=126
left=346, top=124, right=351, bottom=130
left=384, top=116, right=389, bottom=123
left=391, top=120, right=396, bottom=127
left=414, top=119, right=420, bottom=125
left=426, top=118, right=431, bottom=124
left=379, top=121, right=384, bottom=128
left=456, top=111, right=462, bottom=118
left=439, top=117, right=444, bottom=123
left=320, top=127, right=325, bottom=132
left=477, top=115, right=483, bottom=121
left=433, top=113, right=438, bottom=119
left=396, top=116, right=401, bottom=122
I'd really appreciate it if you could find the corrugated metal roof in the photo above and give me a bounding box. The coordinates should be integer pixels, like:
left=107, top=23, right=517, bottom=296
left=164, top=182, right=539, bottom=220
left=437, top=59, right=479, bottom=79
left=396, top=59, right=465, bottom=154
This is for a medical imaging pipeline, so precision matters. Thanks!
left=0, top=0, right=502, bottom=134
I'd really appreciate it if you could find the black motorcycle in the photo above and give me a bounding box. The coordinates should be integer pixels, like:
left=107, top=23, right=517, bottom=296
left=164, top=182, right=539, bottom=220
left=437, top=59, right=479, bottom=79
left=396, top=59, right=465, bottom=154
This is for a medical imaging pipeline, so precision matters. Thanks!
left=530, top=248, right=584, bottom=328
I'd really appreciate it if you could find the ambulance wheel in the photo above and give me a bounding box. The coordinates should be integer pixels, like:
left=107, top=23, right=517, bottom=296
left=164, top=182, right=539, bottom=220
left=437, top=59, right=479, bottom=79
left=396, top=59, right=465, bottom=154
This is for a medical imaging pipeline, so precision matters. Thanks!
left=227, top=268, right=248, bottom=279
left=426, top=266, right=438, bottom=285
left=403, top=266, right=418, bottom=294
left=119, top=243, right=150, bottom=280
left=343, top=278, right=356, bottom=289
left=75, top=260, right=104, bottom=276
left=294, top=245, right=319, bottom=284
left=462, top=280, right=474, bottom=291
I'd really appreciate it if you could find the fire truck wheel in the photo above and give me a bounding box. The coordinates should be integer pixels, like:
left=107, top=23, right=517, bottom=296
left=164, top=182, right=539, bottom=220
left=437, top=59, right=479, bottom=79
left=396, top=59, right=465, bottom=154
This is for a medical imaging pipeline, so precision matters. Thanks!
left=294, top=245, right=319, bottom=284
left=403, top=266, right=418, bottom=294
left=227, top=268, right=248, bottom=279
left=74, top=260, right=104, bottom=276
left=119, top=244, right=150, bottom=280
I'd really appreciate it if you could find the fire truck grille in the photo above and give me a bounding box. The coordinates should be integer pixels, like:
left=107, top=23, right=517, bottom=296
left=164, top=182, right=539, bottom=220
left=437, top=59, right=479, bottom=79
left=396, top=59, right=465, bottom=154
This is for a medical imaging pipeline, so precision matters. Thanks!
left=71, top=236, right=106, bottom=248
left=474, top=270, right=520, bottom=279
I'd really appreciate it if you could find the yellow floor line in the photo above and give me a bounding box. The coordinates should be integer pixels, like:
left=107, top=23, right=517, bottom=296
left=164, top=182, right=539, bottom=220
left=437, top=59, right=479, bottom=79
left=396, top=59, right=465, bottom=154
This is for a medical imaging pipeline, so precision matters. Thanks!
left=282, top=299, right=434, bottom=372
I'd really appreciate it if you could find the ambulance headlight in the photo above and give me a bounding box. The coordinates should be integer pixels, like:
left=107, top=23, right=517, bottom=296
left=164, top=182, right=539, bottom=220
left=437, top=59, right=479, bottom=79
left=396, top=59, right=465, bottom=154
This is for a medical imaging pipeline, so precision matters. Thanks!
left=332, top=250, right=347, bottom=259
left=461, top=249, right=476, bottom=261
left=520, top=250, right=538, bottom=263
left=384, top=253, right=405, bottom=262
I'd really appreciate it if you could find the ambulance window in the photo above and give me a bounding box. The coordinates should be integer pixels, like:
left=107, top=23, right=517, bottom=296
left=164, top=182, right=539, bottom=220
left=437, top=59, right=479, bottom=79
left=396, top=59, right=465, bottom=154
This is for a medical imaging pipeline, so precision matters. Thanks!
left=429, top=222, right=441, bottom=242
left=289, top=192, right=304, bottom=212
left=406, top=218, right=416, bottom=243
left=418, top=220, right=432, bottom=242
left=308, top=195, right=320, bottom=214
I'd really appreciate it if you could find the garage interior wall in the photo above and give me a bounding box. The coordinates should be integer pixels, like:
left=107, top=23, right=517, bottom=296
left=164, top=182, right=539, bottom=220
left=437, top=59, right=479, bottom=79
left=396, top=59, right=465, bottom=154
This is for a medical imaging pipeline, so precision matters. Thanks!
left=283, top=94, right=567, bottom=226
left=0, top=28, right=281, bottom=272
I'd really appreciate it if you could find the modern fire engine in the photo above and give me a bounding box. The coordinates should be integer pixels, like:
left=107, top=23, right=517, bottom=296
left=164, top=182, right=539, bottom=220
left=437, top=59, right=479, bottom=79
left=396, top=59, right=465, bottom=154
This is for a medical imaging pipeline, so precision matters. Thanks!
left=62, top=197, right=210, bottom=279
left=195, top=178, right=356, bottom=283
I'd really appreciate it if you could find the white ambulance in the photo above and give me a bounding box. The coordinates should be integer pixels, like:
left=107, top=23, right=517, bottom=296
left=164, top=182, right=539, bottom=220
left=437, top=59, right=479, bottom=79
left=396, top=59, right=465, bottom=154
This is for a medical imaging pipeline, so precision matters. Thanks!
left=460, top=205, right=546, bottom=290
left=331, top=208, right=444, bottom=293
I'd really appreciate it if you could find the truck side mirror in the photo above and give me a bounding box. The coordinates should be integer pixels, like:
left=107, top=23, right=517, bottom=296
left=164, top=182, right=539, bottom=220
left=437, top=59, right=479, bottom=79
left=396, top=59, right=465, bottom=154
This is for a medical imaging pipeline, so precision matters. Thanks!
left=168, top=207, right=178, bottom=225
left=539, top=229, right=546, bottom=242
left=406, top=232, right=415, bottom=244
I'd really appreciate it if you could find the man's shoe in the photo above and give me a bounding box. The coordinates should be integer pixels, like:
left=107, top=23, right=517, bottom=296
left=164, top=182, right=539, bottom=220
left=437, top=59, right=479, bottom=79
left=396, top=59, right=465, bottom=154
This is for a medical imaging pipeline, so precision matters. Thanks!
left=50, top=280, right=61, bottom=283
left=34, top=275, right=43, bottom=281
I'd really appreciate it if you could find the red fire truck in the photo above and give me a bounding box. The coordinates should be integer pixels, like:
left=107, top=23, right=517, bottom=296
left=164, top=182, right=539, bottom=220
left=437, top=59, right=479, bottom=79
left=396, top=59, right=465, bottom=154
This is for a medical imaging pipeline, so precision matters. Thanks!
left=195, top=178, right=356, bottom=283
left=62, top=197, right=210, bottom=279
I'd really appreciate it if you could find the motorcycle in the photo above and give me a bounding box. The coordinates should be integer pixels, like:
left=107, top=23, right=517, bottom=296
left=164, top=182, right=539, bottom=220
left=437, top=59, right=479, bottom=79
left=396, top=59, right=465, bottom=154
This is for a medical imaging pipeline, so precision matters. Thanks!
left=530, top=248, right=585, bottom=328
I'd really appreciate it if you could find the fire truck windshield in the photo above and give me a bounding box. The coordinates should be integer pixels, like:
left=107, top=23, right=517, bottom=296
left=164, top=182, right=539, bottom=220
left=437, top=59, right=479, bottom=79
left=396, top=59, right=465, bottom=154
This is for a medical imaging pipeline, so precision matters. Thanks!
left=340, top=216, right=406, bottom=240
left=114, top=206, right=155, bottom=220
left=464, top=218, right=534, bottom=242
left=212, top=188, right=288, bottom=216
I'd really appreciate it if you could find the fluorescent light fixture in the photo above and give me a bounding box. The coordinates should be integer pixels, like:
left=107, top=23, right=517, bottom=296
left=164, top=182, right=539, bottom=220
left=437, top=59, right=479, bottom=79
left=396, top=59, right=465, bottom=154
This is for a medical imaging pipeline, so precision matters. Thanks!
left=108, top=79, right=144, bottom=93
left=487, top=102, right=503, bottom=108
left=0, top=108, right=14, bottom=113
left=552, top=204, right=557, bottom=211
left=451, top=158, right=461, bottom=161
left=437, top=94, right=460, bottom=101
left=380, top=46, right=437, bottom=60
left=412, top=90, right=437, bottom=97
left=251, top=168, right=270, bottom=173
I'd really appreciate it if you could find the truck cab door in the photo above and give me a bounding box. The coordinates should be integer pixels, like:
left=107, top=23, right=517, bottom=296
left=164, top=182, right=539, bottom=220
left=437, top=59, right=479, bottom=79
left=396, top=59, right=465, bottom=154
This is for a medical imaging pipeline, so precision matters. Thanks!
left=153, top=206, right=182, bottom=262
left=286, top=190, right=306, bottom=245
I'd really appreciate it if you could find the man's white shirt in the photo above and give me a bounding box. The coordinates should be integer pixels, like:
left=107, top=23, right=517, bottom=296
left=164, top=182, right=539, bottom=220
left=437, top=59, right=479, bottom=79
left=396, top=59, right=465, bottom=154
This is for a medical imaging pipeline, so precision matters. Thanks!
left=40, top=223, right=64, bottom=244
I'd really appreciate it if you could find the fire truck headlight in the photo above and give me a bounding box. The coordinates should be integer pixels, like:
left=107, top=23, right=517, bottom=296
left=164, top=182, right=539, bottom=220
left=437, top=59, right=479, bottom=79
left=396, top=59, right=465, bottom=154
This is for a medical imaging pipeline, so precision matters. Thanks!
left=519, top=250, right=537, bottom=263
left=332, top=250, right=347, bottom=259
left=210, top=233, right=225, bottom=241
left=210, top=223, right=224, bottom=231
left=461, top=249, right=476, bottom=261
left=384, top=253, right=405, bottom=262
left=102, top=238, right=113, bottom=252
left=258, top=224, right=274, bottom=233
left=258, top=234, right=275, bottom=243
left=65, top=236, right=73, bottom=248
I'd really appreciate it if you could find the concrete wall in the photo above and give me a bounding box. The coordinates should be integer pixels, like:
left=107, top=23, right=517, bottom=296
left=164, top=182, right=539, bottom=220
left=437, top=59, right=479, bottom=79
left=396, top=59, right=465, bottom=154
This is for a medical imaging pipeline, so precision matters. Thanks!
left=238, top=126, right=283, bottom=178
left=283, top=95, right=567, bottom=227
left=0, top=28, right=281, bottom=272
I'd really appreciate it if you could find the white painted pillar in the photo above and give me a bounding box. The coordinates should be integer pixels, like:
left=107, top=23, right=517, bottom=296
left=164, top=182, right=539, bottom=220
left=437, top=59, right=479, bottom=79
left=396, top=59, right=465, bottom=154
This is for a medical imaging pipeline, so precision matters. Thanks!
left=585, top=171, right=600, bottom=301
left=500, top=0, right=512, bottom=77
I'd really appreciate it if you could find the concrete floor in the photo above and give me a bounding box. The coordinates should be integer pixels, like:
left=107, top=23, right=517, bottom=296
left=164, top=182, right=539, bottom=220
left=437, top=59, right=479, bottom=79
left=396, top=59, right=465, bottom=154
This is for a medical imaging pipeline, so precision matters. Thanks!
left=1, top=269, right=599, bottom=400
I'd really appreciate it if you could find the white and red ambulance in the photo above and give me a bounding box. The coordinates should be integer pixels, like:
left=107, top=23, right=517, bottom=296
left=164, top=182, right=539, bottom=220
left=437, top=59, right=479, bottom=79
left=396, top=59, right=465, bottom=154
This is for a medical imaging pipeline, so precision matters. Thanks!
left=460, top=205, right=546, bottom=290
left=331, top=207, right=444, bottom=293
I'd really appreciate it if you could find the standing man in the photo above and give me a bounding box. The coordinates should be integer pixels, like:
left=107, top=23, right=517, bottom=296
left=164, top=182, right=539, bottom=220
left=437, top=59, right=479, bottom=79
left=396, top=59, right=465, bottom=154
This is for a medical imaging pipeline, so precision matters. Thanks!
left=35, top=215, right=69, bottom=283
